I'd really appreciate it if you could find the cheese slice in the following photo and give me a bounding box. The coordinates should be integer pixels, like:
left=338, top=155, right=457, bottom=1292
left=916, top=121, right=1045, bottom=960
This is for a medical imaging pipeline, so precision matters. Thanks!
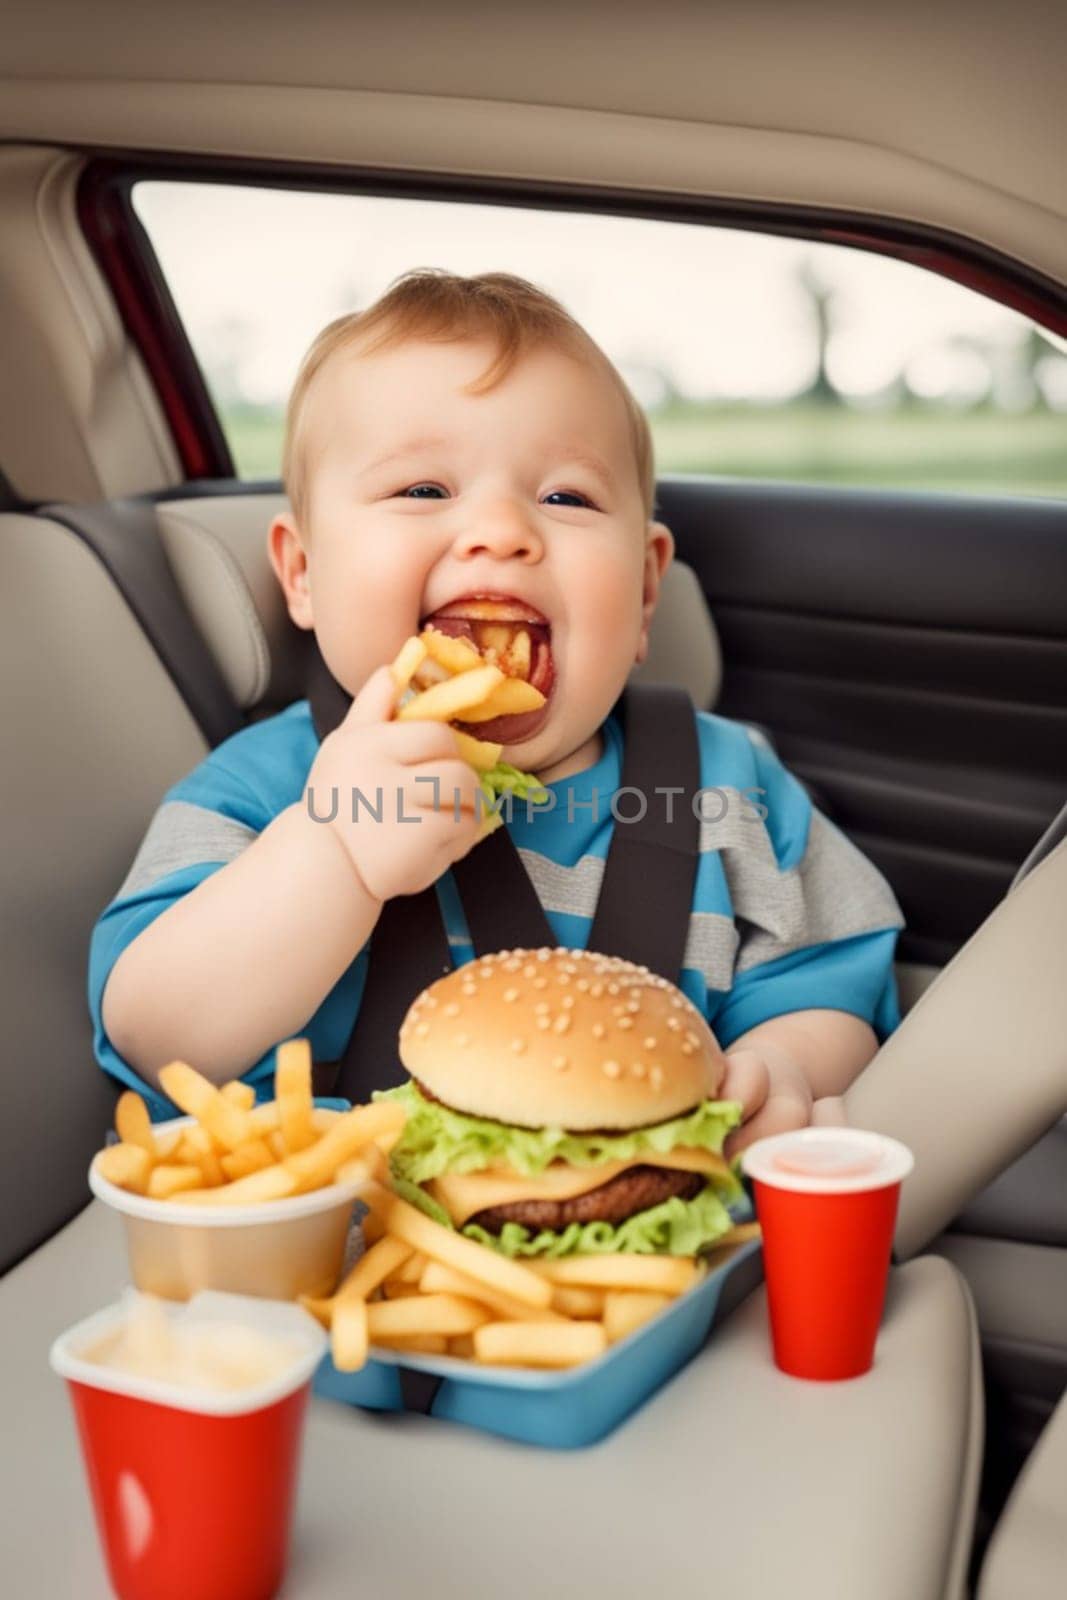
left=427, top=1147, right=730, bottom=1228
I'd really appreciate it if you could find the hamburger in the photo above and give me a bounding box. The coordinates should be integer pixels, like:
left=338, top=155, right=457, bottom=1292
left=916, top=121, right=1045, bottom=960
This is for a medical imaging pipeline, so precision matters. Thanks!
left=376, top=948, right=743, bottom=1259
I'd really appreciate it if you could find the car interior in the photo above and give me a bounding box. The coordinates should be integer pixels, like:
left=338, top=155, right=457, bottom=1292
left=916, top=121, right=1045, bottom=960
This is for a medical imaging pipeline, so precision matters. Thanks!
left=1, top=4, right=1065, bottom=1596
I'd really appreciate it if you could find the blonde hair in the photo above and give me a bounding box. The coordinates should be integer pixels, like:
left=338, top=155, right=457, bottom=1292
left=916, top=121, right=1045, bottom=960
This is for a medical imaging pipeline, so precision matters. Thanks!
left=282, top=268, right=655, bottom=526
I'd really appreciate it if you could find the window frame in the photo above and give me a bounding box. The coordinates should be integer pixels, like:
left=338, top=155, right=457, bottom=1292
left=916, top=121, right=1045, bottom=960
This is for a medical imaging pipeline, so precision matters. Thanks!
left=77, top=154, right=1067, bottom=488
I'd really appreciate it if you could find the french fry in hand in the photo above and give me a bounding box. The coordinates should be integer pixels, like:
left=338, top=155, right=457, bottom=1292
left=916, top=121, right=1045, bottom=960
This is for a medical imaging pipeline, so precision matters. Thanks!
left=389, top=635, right=428, bottom=693
left=473, top=1320, right=608, bottom=1369
left=454, top=676, right=544, bottom=721
left=451, top=729, right=504, bottom=771
left=395, top=664, right=504, bottom=725
left=419, top=627, right=483, bottom=675
left=158, top=1062, right=255, bottom=1153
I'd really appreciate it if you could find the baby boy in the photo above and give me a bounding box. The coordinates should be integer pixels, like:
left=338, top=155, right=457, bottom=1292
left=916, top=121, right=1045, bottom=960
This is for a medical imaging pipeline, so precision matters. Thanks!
left=90, top=269, right=904, bottom=1158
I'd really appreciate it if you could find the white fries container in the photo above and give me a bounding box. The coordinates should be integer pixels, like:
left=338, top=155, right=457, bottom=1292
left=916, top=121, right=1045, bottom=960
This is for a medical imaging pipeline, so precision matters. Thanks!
left=89, top=1119, right=363, bottom=1302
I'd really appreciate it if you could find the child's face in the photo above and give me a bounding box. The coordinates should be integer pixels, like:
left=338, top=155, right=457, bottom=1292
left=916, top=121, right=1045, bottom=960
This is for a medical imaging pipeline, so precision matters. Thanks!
left=271, top=335, right=673, bottom=777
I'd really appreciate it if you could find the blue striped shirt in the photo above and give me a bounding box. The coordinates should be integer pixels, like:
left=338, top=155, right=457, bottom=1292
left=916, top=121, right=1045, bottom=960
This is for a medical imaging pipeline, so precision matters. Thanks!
left=89, top=701, right=903, bottom=1118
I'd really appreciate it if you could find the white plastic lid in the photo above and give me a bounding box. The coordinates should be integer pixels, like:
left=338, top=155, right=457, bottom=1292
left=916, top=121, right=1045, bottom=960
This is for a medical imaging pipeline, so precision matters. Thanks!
left=49, top=1291, right=327, bottom=1416
left=740, top=1127, right=914, bottom=1194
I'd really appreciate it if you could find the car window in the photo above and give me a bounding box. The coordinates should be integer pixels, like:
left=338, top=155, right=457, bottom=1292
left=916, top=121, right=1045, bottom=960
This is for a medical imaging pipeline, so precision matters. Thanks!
left=134, top=182, right=1067, bottom=498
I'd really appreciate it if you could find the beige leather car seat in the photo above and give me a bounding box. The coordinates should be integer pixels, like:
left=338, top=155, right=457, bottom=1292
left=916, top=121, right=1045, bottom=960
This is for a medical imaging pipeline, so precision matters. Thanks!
left=0, top=512, right=208, bottom=1271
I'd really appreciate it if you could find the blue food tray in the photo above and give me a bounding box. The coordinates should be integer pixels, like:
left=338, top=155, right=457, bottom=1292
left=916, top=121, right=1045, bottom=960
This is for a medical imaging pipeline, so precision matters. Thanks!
left=313, top=1233, right=762, bottom=1449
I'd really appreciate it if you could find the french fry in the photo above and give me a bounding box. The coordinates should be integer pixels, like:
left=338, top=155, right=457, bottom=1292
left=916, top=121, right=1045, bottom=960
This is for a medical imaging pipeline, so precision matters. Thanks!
left=284, top=1102, right=406, bottom=1192
left=524, top=1255, right=700, bottom=1295
left=366, top=1295, right=490, bottom=1339
left=448, top=1334, right=476, bottom=1359
left=115, top=1091, right=156, bottom=1157
left=170, top=1163, right=298, bottom=1205
left=392, top=1250, right=428, bottom=1286
left=549, top=1285, right=605, bottom=1319
left=473, top=1320, right=608, bottom=1369
left=219, top=1081, right=256, bottom=1111
left=266, top=1131, right=287, bottom=1161
left=220, top=1139, right=275, bottom=1182
left=389, top=635, right=429, bottom=693
left=602, top=1291, right=672, bottom=1344
left=419, top=627, right=483, bottom=675
left=179, top=1125, right=226, bottom=1187
left=372, top=1333, right=449, bottom=1355
left=451, top=729, right=504, bottom=771
left=333, top=1234, right=412, bottom=1304
left=275, top=1039, right=316, bottom=1154
left=152, top=1128, right=183, bottom=1162
left=332, top=1298, right=369, bottom=1373
left=713, top=1221, right=762, bottom=1247
left=395, top=665, right=504, bottom=725
left=456, top=676, right=544, bottom=721
left=359, top=1183, right=552, bottom=1310
left=146, top=1164, right=204, bottom=1199
left=158, top=1062, right=255, bottom=1153
left=381, top=1281, right=423, bottom=1299
left=419, top=1261, right=565, bottom=1323
left=298, top=1295, right=335, bottom=1328
left=249, top=1103, right=281, bottom=1135
left=361, top=1208, right=386, bottom=1246
left=335, top=1143, right=389, bottom=1189
left=96, top=1143, right=152, bottom=1195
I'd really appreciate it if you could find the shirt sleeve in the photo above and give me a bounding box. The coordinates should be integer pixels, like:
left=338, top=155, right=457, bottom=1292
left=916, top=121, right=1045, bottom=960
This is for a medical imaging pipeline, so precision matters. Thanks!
left=87, top=748, right=368, bottom=1120
left=710, top=736, right=904, bottom=1049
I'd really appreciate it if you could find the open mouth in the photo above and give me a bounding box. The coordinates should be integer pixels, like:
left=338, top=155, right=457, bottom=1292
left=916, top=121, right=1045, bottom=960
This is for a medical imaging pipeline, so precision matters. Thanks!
left=418, top=595, right=556, bottom=742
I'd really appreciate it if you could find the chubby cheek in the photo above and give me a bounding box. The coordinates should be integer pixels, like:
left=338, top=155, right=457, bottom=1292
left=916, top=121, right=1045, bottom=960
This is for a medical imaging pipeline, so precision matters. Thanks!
left=560, top=553, right=644, bottom=689
left=307, top=541, right=423, bottom=692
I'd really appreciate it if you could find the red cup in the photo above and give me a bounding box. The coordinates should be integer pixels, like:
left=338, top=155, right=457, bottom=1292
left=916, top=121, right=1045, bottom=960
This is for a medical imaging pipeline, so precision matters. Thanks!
left=50, top=1292, right=327, bottom=1600
left=741, top=1129, right=914, bottom=1381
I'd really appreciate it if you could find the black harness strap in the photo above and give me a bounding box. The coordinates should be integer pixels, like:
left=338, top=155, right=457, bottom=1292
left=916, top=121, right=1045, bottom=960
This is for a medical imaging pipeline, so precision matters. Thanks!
left=587, top=681, right=703, bottom=977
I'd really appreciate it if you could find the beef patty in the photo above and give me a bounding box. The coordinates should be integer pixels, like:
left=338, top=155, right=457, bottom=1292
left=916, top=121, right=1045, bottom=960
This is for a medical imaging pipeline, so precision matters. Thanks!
left=468, top=1165, right=706, bottom=1234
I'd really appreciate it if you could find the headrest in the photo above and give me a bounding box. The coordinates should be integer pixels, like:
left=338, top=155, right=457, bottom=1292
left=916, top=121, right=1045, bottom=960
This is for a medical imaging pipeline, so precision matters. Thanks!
left=156, top=493, right=722, bottom=715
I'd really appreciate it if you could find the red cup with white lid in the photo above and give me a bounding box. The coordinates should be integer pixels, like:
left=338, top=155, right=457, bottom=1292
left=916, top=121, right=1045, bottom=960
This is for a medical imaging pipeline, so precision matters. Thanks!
left=50, top=1290, right=327, bottom=1600
left=741, top=1127, right=915, bottom=1381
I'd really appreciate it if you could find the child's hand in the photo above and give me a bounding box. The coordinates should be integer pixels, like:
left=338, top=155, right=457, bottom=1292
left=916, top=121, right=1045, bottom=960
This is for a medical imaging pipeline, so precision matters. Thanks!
left=721, top=1047, right=814, bottom=1162
left=306, top=665, right=484, bottom=902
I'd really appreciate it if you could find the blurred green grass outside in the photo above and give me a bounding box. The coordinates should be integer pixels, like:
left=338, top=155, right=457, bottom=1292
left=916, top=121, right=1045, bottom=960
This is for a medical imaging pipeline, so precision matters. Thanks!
left=223, top=401, right=1067, bottom=499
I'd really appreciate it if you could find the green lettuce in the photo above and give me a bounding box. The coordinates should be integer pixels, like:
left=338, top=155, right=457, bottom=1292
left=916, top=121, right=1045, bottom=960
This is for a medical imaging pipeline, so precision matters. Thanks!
left=387, top=1172, right=736, bottom=1258
left=377, top=1080, right=743, bottom=1185
left=477, top=760, right=549, bottom=814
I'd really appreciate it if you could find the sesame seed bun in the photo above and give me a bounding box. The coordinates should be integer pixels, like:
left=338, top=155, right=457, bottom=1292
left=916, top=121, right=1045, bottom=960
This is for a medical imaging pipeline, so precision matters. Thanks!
left=397, top=948, right=725, bottom=1130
